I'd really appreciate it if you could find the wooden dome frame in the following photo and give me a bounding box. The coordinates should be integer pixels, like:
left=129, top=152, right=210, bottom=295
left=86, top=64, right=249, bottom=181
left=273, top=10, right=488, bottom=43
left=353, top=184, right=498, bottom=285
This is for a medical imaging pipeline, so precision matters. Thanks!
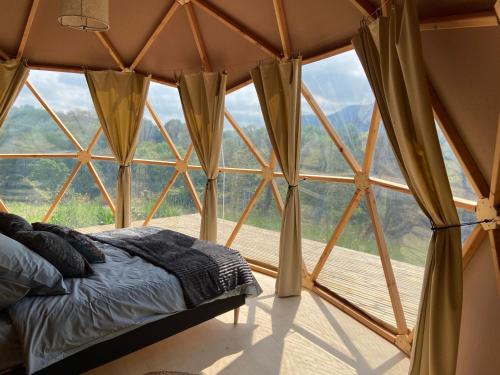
left=0, top=0, right=499, bottom=356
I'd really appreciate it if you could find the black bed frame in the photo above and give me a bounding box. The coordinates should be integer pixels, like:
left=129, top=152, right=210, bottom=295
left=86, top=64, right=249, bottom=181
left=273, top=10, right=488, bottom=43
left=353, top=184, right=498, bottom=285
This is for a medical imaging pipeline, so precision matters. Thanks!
left=10, top=295, right=245, bottom=375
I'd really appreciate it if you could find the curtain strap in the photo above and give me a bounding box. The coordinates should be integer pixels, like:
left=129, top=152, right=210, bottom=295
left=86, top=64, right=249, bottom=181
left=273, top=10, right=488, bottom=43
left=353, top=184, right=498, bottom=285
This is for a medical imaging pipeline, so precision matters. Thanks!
left=287, top=177, right=307, bottom=190
left=206, top=177, right=217, bottom=186
left=119, top=164, right=131, bottom=168
left=430, top=218, right=495, bottom=231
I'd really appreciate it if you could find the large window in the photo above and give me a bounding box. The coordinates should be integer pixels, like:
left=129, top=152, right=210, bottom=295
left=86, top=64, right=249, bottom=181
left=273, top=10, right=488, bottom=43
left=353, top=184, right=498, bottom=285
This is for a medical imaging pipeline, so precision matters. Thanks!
left=0, top=53, right=478, bottom=333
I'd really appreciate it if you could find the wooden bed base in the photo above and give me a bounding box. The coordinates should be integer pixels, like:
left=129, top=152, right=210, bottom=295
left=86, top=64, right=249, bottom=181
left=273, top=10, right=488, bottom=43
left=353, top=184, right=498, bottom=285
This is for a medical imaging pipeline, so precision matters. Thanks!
left=9, top=295, right=245, bottom=375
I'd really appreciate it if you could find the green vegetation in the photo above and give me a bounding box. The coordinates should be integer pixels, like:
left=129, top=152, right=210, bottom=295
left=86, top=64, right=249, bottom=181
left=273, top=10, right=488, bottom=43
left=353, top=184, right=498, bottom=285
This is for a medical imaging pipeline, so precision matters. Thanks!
left=0, top=105, right=474, bottom=267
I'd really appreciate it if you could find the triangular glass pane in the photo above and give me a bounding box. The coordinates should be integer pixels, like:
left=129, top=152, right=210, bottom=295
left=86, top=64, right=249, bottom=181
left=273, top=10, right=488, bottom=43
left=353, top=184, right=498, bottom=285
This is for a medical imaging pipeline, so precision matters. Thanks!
left=300, top=181, right=357, bottom=272
left=135, top=118, right=175, bottom=161
left=302, top=50, right=375, bottom=164
left=372, top=186, right=428, bottom=327
left=0, top=87, right=75, bottom=153
left=51, top=165, right=114, bottom=230
left=458, top=207, right=477, bottom=244
left=25, top=71, right=100, bottom=148
left=131, top=164, right=176, bottom=224
left=436, top=125, right=476, bottom=202
left=225, top=85, right=272, bottom=161
left=220, top=118, right=260, bottom=169
left=371, top=122, right=406, bottom=184
left=317, top=197, right=397, bottom=327
left=231, top=183, right=281, bottom=268
left=146, top=82, right=191, bottom=159
left=217, top=173, right=262, bottom=245
left=152, top=174, right=200, bottom=238
left=0, top=158, right=77, bottom=223
left=300, top=98, right=354, bottom=176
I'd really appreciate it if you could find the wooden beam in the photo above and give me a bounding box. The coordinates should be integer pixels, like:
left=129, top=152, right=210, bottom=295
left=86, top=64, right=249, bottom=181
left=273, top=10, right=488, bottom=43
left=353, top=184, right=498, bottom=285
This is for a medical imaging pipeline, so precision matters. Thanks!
left=462, top=224, right=487, bottom=269
left=429, top=82, right=490, bottom=199
left=25, top=81, right=84, bottom=151
left=183, top=172, right=203, bottom=213
left=489, top=115, right=500, bottom=208
left=224, top=110, right=267, bottom=167
left=86, top=162, right=116, bottom=214
left=363, top=103, right=381, bottom=173
left=270, top=179, right=284, bottom=214
left=185, top=2, right=212, bottom=71
left=348, top=0, right=376, bottom=19
left=17, top=0, right=39, bottom=59
left=191, top=0, right=280, bottom=57
left=87, top=127, right=103, bottom=153
left=365, top=187, right=408, bottom=333
left=0, top=153, right=77, bottom=159
left=301, top=83, right=362, bottom=173
left=0, top=199, right=8, bottom=212
left=95, top=32, right=125, bottom=70
left=43, top=162, right=83, bottom=222
left=420, top=10, right=499, bottom=31
left=488, top=229, right=500, bottom=294
left=272, top=0, right=291, bottom=58
left=143, top=170, right=180, bottom=226
left=311, top=189, right=363, bottom=280
left=225, top=178, right=267, bottom=247
left=130, top=2, right=180, bottom=70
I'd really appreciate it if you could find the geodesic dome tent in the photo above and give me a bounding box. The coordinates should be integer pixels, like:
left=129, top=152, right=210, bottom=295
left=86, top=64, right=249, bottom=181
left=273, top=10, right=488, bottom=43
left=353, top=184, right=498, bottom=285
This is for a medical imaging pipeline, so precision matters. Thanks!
left=0, top=0, right=499, bottom=374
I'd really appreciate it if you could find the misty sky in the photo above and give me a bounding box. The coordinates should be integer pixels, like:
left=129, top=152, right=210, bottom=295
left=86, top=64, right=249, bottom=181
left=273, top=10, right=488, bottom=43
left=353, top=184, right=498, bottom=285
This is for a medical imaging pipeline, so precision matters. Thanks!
left=13, top=50, right=373, bottom=126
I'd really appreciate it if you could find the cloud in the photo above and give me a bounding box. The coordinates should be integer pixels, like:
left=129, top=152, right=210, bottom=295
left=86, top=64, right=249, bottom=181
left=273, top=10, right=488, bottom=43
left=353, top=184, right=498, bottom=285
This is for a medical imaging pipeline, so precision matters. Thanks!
left=13, top=50, right=373, bottom=123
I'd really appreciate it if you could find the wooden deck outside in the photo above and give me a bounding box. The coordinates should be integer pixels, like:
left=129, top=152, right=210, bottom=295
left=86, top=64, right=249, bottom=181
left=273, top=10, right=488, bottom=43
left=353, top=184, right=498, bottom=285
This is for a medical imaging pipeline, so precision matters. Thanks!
left=80, top=213, right=424, bottom=328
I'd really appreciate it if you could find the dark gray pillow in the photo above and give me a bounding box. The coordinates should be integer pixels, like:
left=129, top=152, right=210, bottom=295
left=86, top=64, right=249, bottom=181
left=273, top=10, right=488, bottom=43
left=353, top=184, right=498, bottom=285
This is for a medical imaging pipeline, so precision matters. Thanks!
left=0, top=233, right=68, bottom=302
left=0, top=212, right=32, bottom=237
left=13, top=231, right=94, bottom=278
left=32, top=222, right=105, bottom=264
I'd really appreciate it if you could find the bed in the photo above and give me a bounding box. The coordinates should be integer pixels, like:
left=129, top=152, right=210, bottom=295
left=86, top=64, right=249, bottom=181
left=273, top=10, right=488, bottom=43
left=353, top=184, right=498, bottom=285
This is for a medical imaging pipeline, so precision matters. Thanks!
left=1, top=227, right=262, bottom=375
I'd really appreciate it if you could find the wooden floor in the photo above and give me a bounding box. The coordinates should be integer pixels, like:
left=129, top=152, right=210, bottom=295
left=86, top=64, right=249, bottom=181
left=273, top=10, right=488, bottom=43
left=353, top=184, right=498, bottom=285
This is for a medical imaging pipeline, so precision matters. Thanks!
left=81, top=214, right=424, bottom=328
left=85, top=273, right=409, bottom=375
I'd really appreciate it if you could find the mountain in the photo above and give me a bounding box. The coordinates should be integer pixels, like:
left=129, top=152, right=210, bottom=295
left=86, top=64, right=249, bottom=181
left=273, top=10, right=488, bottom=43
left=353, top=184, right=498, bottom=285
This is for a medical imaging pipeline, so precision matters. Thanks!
left=301, top=103, right=374, bottom=132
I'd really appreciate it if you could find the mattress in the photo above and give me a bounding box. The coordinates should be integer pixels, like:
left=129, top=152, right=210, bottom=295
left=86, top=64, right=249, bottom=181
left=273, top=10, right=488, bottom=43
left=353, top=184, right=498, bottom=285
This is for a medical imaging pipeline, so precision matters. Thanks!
left=8, top=230, right=261, bottom=374
left=0, top=311, right=23, bottom=372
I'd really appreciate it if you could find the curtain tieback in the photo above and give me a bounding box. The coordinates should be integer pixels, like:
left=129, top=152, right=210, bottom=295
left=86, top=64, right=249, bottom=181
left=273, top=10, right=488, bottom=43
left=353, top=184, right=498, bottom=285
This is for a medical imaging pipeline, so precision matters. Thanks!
left=430, top=218, right=495, bottom=231
left=119, top=164, right=131, bottom=168
left=206, top=177, right=217, bottom=186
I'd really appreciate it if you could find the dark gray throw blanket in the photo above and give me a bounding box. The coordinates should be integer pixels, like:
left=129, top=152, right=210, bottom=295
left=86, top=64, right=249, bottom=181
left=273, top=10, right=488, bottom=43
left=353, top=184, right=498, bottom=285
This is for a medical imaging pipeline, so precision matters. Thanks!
left=88, top=228, right=223, bottom=308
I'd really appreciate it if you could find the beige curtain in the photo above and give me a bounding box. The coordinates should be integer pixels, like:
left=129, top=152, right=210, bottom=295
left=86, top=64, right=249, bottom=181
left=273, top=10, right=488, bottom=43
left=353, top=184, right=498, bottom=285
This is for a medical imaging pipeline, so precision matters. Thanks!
left=0, top=60, right=29, bottom=128
left=251, top=58, right=302, bottom=297
left=178, top=72, right=227, bottom=242
left=85, top=70, right=150, bottom=228
left=353, top=1, right=462, bottom=374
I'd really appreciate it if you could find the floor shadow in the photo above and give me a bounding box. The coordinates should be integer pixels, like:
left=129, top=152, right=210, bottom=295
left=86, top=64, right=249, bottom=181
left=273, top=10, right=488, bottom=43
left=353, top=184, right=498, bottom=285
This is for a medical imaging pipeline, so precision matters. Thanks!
left=216, top=295, right=301, bottom=375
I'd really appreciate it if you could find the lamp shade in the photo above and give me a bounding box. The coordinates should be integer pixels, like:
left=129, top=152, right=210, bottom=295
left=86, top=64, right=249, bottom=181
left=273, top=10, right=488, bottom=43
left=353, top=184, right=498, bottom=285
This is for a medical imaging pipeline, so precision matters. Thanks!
left=58, top=0, right=109, bottom=31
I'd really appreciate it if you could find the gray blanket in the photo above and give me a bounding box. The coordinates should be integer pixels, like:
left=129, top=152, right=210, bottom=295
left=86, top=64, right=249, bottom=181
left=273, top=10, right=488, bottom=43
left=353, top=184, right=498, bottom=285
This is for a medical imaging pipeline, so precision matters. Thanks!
left=90, top=228, right=223, bottom=307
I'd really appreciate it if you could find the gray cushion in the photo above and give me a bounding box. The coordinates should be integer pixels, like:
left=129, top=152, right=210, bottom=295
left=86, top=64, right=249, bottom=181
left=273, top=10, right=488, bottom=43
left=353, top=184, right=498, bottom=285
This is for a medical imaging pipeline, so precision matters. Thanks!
left=0, top=233, right=68, bottom=302
left=32, top=222, right=106, bottom=264
left=0, top=212, right=32, bottom=237
left=13, top=231, right=94, bottom=278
